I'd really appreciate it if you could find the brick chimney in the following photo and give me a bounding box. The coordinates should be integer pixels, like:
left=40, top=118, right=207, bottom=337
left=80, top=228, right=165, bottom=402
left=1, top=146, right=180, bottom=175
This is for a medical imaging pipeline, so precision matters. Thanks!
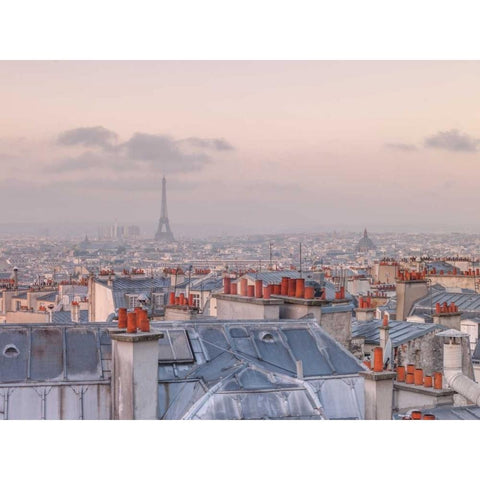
left=432, top=302, right=461, bottom=330
left=110, top=327, right=162, bottom=420
left=355, top=296, right=375, bottom=321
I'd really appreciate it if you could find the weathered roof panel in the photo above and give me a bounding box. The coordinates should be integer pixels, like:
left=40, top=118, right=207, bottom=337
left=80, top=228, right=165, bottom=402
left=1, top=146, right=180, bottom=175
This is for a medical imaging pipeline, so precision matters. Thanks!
left=352, top=319, right=445, bottom=346
left=154, top=319, right=365, bottom=419
left=0, top=324, right=111, bottom=384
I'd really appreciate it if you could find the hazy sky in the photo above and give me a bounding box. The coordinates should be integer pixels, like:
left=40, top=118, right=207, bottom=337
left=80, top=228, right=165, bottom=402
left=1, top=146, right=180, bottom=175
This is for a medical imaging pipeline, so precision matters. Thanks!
left=1, top=61, right=480, bottom=234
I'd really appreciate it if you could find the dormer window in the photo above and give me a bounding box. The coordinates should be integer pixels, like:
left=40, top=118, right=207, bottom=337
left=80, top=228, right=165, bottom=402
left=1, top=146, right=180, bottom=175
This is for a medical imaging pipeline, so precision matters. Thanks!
left=3, top=344, right=20, bottom=358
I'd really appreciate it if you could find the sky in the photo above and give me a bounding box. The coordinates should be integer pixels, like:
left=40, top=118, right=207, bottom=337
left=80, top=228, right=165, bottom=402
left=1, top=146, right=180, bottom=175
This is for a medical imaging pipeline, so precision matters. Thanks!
left=1, top=60, right=480, bottom=235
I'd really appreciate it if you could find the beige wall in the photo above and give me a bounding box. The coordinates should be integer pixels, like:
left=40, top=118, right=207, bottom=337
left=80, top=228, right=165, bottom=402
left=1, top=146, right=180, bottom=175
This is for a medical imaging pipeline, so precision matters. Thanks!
left=279, top=303, right=322, bottom=322
left=216, top=297, right=280, bottom=320
left=396, top=281, right=428, bottom=320
left=5, top=311, right=50, bottom=323
left=426, top=275, right=478, bottom=291
left=373, top=264, right=399, bottom=284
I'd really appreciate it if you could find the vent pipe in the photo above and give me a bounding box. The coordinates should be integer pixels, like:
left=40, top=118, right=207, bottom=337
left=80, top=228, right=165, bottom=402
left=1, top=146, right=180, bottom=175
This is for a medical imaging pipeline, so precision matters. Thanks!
left=437, top=331, right=480, bottom=406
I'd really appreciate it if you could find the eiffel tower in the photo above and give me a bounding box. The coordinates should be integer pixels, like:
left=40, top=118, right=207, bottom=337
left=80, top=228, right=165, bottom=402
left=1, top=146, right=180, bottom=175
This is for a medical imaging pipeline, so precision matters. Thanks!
left=155, top=176, right=175, bottom=242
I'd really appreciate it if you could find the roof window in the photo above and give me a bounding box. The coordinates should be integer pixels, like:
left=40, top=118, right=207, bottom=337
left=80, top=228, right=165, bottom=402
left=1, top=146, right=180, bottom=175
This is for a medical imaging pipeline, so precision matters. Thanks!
left=3, top=344, right=20, bottom=358
left=259, top=332, right=275, bottom=343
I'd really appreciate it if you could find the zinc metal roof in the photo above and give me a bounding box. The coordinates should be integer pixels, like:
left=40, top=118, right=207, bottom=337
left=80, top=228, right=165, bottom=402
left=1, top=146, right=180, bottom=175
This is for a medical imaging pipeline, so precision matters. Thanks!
left=410, top=287, right=480, bottom=317
left=351, top=319, right=445, bottom=346
left=101, top=277, right=170, bottom=309
left=190, top=276, right=223, bottom=292
left=243, top=271, right=313, bottom=285
left=155, top=319, right=366, bottom=420
left=420, top=405, right=480, bottom=420
left=52, top=310, right=89, bottom=324
left=426, top=261, right=455, bottom=273
left=0, top=323, right=112, bottom=384
left=37, top=292, right=57, bottom=302
left=0, top=319, right=366, bottom=420
left=473, top=342, right=480, bottom=362
left=97, top=276, right=170, bottom=292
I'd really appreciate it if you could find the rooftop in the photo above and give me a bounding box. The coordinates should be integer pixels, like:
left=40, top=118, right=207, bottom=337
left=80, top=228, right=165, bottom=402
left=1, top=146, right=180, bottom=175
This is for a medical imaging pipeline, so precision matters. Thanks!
left=352, top=319, right=445, bottom=346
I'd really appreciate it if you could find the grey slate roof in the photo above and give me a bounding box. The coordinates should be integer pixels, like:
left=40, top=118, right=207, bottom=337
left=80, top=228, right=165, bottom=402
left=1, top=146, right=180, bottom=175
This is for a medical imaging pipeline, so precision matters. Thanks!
left=323, top=280, right=354, bottom=302
left=420, top=405, right=480, bottom=420
left=98, top=276, right=170, bottom=292
left=0, top=324, right=111, bottom=384
left=52, top=310, right=89, bottom=323
left=426, top=261, right=455, bottom=273
left=190, top=276, right=223, bottom=292
left=37, top=292, right=57, bottom=302
left=97, top=277, right=170, bottom=309
left=0, top=319, right=366, bottom=420
left=155, top=319, right=366, bottom=420
left=352, top=319, right=445, bottom=346
left=409, top=285, right=480, bottom=320
left=243, top=271, right=311, bottom=285
left=472, top=342, right=480, bottom=363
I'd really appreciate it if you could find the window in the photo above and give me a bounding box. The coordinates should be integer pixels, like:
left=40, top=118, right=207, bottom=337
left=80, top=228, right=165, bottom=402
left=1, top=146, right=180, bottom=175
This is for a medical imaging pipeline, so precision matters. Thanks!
left=126, top=294, right=139, bottom=309
left=192, top=293, right=200, bottom=308
left=153, top=293, right=164, bottom=307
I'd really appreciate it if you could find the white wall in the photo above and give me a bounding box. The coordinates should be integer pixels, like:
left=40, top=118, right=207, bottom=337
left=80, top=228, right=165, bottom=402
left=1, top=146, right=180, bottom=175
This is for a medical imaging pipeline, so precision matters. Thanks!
left=93, top=283, right=115, bottom=322
left=0, top=383, right=111, bottom=420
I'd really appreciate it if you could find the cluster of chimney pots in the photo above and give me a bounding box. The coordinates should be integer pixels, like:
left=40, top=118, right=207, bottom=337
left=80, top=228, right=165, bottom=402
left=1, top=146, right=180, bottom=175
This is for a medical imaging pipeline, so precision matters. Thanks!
left=399, top=267, right=480, bottom=277
left=221, top=276, right=341, bottom=301
left=117, top=307, right=150, bottom=333
left=397, top=271, right=426, bottom=281
left=357, top=295, right=373, bottom=309
left=363, top=345, right=441, bottom=420
left=168, top=292, right=195, bottom=307
left=435, top=302, right=459, bottom=314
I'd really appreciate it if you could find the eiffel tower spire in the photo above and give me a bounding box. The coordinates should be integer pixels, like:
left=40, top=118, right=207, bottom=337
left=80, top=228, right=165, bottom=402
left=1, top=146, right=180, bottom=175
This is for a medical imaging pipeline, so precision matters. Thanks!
left=155, top=176, right=175, bottom=242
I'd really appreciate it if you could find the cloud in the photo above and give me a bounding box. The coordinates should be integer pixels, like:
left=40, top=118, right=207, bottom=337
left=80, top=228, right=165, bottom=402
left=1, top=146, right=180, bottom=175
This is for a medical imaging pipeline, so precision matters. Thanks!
left=178, top=137, right=234, bottom=151
left=385, top=143, right=418, bottom=152
left=57, top=126, right=118, bottom=149
left=424, top=129, right=479, bottom=152
left=120, top=133, right=210, bottom=172
left=51, top=127, right=233, bottom=175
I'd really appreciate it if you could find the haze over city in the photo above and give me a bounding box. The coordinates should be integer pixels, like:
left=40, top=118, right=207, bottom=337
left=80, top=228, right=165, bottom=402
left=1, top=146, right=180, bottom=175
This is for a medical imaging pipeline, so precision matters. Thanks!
left=1, top=61, right=480, bottom=236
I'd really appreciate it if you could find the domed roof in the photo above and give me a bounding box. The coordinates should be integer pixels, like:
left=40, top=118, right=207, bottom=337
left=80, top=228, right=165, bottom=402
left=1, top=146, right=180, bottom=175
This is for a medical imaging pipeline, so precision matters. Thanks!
left=355, top=228, right=376, bottom=253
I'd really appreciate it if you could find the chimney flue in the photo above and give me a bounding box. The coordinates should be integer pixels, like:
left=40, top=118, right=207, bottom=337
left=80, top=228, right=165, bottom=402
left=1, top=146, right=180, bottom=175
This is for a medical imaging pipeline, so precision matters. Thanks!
left=118, top=308, right=127, bottom=328
left=127, top=312, right=137, bottom=334
left=373, top=347, right=383, bottom=372
left=223, top=277, right=231, bottom=294
left=255, top=279, right=263, bottom=298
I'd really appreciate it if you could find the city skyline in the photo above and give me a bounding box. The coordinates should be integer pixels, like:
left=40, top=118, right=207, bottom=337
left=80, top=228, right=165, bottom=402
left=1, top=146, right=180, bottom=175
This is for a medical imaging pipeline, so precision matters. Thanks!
left=1, top=61, right=480, bottom=234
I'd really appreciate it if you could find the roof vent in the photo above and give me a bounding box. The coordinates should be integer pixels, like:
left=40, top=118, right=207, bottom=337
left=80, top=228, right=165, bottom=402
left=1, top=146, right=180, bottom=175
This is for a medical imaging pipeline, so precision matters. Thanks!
left=3, top=344, right=20, bottom=358
left=259, top=332, right=275, bottom=343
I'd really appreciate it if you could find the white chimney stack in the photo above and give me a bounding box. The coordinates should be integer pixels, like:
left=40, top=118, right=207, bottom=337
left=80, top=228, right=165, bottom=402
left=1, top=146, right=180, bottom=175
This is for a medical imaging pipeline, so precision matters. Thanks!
left=110, top=329, right=162, bottom=420
left=71, top=302, right=80, bottom=323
